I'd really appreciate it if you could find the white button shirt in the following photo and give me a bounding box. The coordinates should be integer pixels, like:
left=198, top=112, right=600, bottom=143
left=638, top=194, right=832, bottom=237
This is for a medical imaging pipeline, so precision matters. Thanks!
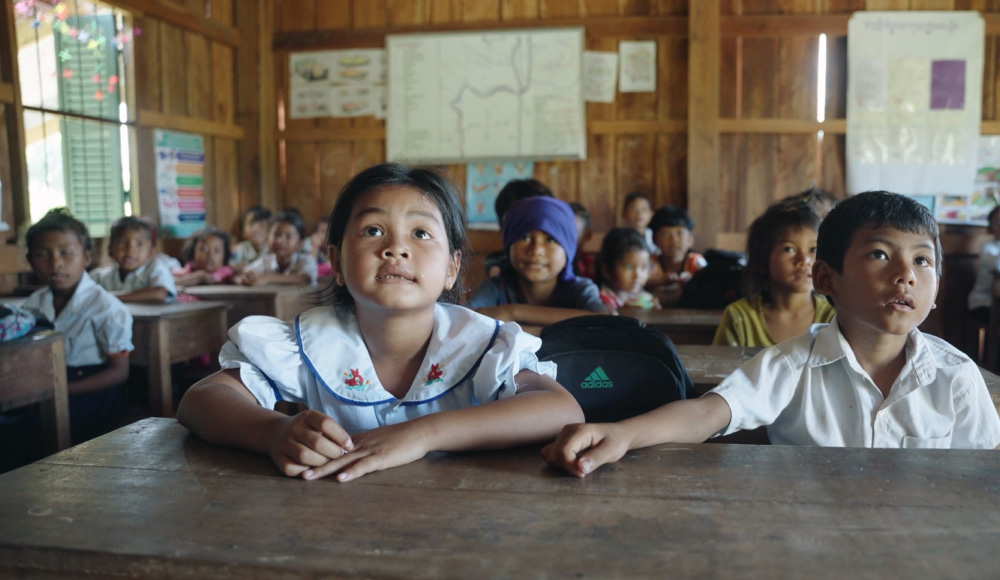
left=244, top=252, right=318, bottom=284
left=711, top=317, right=1000, bottom=449
left=20, top=275, right=134, bottom=367
left=90, top=259, right=177, bottom=300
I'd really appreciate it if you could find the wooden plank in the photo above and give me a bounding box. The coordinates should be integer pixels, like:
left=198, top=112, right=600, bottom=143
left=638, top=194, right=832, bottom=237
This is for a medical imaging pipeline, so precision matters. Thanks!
left=211, top=42, right=235, bottom=124
left=654, top=0, right=690, bottom=14
left=213, top=138, right=240, bottom=235
left=0, top=82, right=12, bottom=104
left=718, top=118, right=847, bottom=133
left=688, top=0, right=721, bottom=249
left=201, top=137, right=216, bottom=226
left=655, top=133, right=688, bottom=209
left=280, top=0, right=318, bottom=32
left=137, top=109, right=245, bottom=139
left=159, top=23, right=188, bottom=117
left=184, top=31, right=213, bottom=120
left=0, top=0, right=27, bottom=235
left=744, top=134, right=778, bottom=220
left=536, top=158, right=580, bottom=200
left=133, top=17, right=162, bottom=113
left=317, top=0, right=353, bottom=29
left=741, top=37, right=777, bottom=119
left=579, top=134, right=617, bottom=236
left=353, top=0, right=389, bottom=27
left=279, top=126, right=387, bottom=141
left=720, top=37, right=738, bottom=118
left=910, top=0, right=956, bottom=8
left=430, top=0, right=464, bottom=23
left=582, top=0, right=620, bottom=16
left=721, top=14, right=848, bottom=35
left=615, top=135, right=657, bottom=208
left=389, top=0, right=428, bottom=25
left=864, top=0, right=910, bottom=9
left=658, top=37, right=688, bottom=120
left=284, top=142, right=319, bottom=219
left=821, top=132, right=846, bottom=194
left=103, top=0, right=241, bottom=46
left=777, top=36, right=817, bottom=121
left=719, top=134, right=747, bottom=233
left=541, top=0, right=582, bottom=18
left=273, top=16, right=688, bottom=49
left=777, top=133, right=817, bottom=198
left=463, top=0, right=500, bottom=21
left=209, top=0, right=233, bottom=25
left=983, top=121, right=1000, bottom=135
left=318, top=142, right=354, bottom=227
left=502, top=0, right=540, bottom=19
left=257, top=0, right=279, bottom=213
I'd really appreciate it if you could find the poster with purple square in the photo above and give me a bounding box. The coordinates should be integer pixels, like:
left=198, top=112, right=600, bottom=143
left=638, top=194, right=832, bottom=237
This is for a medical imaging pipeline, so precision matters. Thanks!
left=930, top=60, right=965, bottom=110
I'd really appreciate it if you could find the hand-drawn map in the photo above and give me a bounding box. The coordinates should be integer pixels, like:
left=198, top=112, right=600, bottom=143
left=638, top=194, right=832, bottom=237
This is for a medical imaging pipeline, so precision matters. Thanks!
left=386, top=28, right=586, bottom=163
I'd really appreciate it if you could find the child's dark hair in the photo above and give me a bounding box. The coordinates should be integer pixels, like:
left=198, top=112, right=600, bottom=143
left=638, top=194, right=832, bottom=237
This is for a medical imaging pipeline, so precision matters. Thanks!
left=648, top=205, right=695, bottom=233
left=271, top=209, right=307, bottom=240
left=494, top=178, right=553, bottom=225
left=569, top=201, right=591, bottom=229
left=623, top=191, right=653, bottom=212
left=109, top=215, right=157, bottom=248
left=323, top=163, right=468, bottom=313
left=817, top=191, right=942, bottom=277
left=987, top=204, right=1000, bottom=228
left=597, top=227, right=649, bottom=286
left=741, top=201, right=822, bottom=304
left=181, top=226, right=232, bottom=266
left=782, top=187, right=840, bottom=216
left=244, top=205, right=272, bottom=224
left=25, top=207, right=93, bottom=256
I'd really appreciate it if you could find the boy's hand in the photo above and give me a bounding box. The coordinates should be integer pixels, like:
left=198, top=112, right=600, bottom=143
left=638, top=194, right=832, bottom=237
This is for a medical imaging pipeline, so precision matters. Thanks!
left=541, top=423, right=632, bottom=478
left=268, top=410, right=354, bottom=477
left=300, top=420, right=432, bottom=482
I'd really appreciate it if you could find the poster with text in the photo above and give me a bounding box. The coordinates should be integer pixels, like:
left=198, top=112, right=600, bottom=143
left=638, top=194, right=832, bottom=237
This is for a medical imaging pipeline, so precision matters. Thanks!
left=155, top=130, right=205, bottom=238
left=465, top=161, right=535, bottom=229
left=846, top=12, right=984, bottom=203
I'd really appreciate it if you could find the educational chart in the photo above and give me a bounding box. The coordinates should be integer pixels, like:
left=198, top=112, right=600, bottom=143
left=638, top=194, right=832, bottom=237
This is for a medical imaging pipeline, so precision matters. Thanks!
left=465, top=161, right=534, bottom=229
left=155, top=130, right=205, bottom=237
left=288, top=49, right=387, bottom=119
left=386, top=28, right=586, bottom=163
left=846, top=12, right=984, bottom=209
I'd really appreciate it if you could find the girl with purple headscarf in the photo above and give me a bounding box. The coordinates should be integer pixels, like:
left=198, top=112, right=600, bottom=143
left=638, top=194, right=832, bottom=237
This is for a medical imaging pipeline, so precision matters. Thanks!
left=466, top=197, right=605, bottom=327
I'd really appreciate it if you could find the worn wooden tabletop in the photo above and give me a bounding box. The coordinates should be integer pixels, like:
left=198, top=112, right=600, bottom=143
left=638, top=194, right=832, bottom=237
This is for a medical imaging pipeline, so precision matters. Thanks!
left=1, top=418, right=998, bottom=579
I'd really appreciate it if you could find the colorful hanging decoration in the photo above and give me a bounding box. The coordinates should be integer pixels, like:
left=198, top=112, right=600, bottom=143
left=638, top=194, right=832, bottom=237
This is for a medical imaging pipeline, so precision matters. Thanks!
left=14, top=0, right=139, bottom=104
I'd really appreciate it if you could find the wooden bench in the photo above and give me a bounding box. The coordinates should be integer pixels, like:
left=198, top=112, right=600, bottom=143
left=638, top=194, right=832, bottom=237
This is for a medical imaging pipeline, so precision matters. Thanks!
left=0, top=331, right=70, bottom=452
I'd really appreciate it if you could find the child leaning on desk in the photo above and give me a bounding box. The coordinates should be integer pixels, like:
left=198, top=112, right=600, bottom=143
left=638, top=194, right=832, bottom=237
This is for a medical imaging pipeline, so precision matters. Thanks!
left=544, top=192, right=1000, bottom=477
left=89, top=215, right=176, bottom=303
left=177, top=163, right=583, bottom=482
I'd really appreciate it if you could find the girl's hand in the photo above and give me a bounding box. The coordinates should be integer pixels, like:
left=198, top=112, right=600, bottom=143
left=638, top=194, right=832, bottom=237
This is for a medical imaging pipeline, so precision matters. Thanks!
left=268, top=410, right=354, bottom=477
left=300, top=420, right=432, bottom=482
left=541, top=422, right=632, bottom=478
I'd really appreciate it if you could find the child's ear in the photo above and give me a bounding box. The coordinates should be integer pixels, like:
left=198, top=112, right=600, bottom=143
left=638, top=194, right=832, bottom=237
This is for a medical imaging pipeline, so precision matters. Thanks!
left=444, top=251, right=461, bottom=291
left=328, top=244, right=344, bottom=285
left=811, top=260, right=836, bottom=297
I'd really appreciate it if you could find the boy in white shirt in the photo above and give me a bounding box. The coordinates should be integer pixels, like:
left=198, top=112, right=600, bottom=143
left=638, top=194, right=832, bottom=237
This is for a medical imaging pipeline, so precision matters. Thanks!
left=544, top=191, right=1000, bottom=477
left=90, top=216, right=176, bottom=303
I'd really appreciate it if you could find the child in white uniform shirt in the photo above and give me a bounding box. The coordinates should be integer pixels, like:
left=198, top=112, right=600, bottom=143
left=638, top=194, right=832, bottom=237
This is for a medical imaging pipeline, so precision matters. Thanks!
left=544, top=191, right=1000, bottom=478
left=229, top=206, right=271, bottom=270
left=11, top=209, right=134, bottom=451
left=234, top=210, right=318, bottom=286
left=90, top=215, right=176, bottom=303
left=177, top=163, right=583, bottom=482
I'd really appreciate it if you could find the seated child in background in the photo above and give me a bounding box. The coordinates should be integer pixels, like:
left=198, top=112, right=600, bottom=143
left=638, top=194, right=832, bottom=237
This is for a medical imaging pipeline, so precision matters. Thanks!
left=172, top=227, right=234, bottom=287
left=646, top=205, right=707, bottom=306
left=230, top=206, right=271, bottom=269
left=598, top=227, right=660, bottom=313
left=90, top=216, right=176, bottom=303
left=713, top=201, right=834, bottom=346
left=466, top=196, right=606, bottom=327
left=543, top=191, right=1000, bottom=478
left=309, top=216, right=333, bottom=278
left=176, top=163, right=583, bottom=482
left=569, top=202, right=596, bottom=280
left=621, top=191, right=658, bottom=256
left=967, top=205, right=1000, bottom=323
left=234, top=210, right=318, bottom=286
left=484, top=178, right=554, bottom=278
left=14, top=209, right=134, bottom=446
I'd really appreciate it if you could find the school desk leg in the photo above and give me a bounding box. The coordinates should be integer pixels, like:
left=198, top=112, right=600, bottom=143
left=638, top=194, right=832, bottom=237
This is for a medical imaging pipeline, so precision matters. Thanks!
left=38, top=340, right=71, bottom=451
left=147, top=320, right=174, bottom=418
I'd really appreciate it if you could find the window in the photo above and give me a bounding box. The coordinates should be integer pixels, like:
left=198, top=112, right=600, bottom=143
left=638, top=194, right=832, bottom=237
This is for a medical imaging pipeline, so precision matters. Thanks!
left=15, top=0, right=134, bottom=237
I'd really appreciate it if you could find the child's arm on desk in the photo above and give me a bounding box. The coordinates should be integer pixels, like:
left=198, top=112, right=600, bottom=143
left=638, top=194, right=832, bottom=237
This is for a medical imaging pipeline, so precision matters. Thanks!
left=541, top=393, right=732, bottom=478
left=177, top=369, right=354, bottom=477
left=475, top=304, right=598, bottom=327
left=242, top=272, right=312, bottom=286
left=67, top=353, right=130, bottom=395
left=302, top=370, right=584, bottom=483
left=114, top=286, right=170, bottom=303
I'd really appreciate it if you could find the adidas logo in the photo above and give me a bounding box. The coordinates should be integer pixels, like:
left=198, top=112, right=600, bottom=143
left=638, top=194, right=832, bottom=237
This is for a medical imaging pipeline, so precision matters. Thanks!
left=580, top=367, right=613, bottom=389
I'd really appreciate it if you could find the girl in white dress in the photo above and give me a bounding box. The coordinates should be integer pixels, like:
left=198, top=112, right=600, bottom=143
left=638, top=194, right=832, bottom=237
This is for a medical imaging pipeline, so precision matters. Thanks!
left=177, top=163, right=583, bottom=482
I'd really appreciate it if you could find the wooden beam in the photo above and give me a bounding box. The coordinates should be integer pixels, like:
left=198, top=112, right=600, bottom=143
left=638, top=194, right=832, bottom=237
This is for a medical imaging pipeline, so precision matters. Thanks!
left=983, top=121, right=1000, bottom=136
left=0, top=82, right=12, bottom=104
left=273, top=16, right=688, bottom=50
left=688, top=0, right=721, bottom=249
left=1, top=0, right=29, bottom=234
left=721, top=14, right=848, bottom=37
left=280, top=126, right=386, bottom=142
left=987, top=14, right=1000, bottom=35
left=590, top=120, right=688, bottom=134
left=719, top=119, right=847, bottom=134
left=137, top=109, right=244, bottom=140
left=103, top=0, right=241, bottom=47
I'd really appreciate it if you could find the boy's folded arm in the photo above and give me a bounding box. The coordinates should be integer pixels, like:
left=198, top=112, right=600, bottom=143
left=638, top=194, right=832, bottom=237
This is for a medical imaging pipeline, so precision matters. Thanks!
left=116, top=286, right=169, bottom=303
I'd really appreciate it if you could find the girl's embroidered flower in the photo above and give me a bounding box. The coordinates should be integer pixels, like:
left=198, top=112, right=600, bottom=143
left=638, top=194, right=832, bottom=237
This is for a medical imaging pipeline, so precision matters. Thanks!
left=423, top=363, right=444, bottom=386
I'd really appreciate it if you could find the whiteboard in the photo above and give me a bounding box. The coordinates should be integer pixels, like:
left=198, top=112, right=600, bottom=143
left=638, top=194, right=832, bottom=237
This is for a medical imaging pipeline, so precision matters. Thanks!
left=386, top=28, right=586, bottom=164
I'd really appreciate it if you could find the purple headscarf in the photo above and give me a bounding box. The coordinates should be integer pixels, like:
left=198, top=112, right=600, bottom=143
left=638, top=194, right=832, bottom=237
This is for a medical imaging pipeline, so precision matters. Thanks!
left=502, top=196, right=578, bottom=282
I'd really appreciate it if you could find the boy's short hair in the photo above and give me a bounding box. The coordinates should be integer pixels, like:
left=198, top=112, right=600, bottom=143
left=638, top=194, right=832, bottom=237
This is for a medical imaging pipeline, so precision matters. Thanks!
left=569, top=201, right=591, bottom=228
left=494, top=179, right=553, bottom=225
left=622, top=191, right=653, bottom=211
left=244, top=206, right=272, bottom=224
left=986, top=204, right=1000, bottom=227
left=182, top=226, right=232, bottom=265
left=273, top=209, right=308, bottom=240
left=25, top=207, right=93, bottom=256
left=648, top=205, right=695, bottom=234
left=109, top=215, right=157, bottom=247
left=817, top=191, right=942, bottom=277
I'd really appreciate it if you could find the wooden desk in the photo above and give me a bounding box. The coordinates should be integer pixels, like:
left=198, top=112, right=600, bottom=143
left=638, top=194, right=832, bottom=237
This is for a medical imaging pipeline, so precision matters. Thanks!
left=0, top=332, right=69, bottom=452
left=127, top=302, right=229, bottom=418
left=184, top=285, right=317, bottom=326
left=621, top=307, right=722, bottom=345
left=1, top=418, right=998, bottom=580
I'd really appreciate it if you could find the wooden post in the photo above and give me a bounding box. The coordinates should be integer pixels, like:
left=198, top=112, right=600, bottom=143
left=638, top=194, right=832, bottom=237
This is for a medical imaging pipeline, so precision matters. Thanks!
left=0, top=0, right=29, bottom=232
left=687, top=0, right=721, bottom=250
left=236, top=0, right=278, bottom=216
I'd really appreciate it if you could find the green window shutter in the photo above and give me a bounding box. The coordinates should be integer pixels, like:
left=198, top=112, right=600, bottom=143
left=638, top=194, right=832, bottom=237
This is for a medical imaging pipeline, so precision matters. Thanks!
left=55, top=14, right=123, bottom=238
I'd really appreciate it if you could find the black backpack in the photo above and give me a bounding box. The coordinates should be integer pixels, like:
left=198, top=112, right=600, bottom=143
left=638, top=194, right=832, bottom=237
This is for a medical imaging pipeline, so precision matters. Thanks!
left=536, top=315, right=696, bottom=423
left=677, top=249, right=745, bottom=309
